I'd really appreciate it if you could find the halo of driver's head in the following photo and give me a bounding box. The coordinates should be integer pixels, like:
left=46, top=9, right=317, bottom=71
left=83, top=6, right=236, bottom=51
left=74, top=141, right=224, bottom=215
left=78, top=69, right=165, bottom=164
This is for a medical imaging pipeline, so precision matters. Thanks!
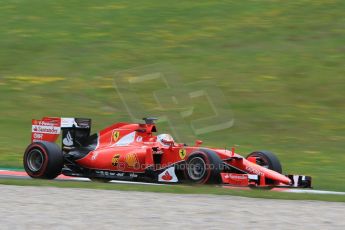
left=157, top=133, right=174, bottom=146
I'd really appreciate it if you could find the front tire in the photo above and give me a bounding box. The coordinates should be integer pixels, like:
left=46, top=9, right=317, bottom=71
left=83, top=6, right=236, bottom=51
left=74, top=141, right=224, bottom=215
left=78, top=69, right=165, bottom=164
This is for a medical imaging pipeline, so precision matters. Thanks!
left=23, top=141, right=63, bottom=179
left=184, top=149, right=222, bottom=184
left=246, top=151, right=282, bottom=173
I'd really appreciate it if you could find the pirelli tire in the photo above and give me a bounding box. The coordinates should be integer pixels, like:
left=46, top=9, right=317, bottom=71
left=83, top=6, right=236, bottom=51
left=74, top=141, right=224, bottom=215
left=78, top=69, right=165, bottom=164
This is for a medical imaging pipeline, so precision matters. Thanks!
left=184, top=149, right=223, bottom=184
left=23, top=141, right=64, bottom=179
left=246, top=151, right=282, bottom=174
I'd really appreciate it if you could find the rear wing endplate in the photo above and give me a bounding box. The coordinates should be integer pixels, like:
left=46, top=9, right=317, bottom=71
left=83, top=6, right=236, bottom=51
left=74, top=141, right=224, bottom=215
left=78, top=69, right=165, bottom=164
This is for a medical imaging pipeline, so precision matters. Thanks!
left=31, top=117, right=91, bottom=145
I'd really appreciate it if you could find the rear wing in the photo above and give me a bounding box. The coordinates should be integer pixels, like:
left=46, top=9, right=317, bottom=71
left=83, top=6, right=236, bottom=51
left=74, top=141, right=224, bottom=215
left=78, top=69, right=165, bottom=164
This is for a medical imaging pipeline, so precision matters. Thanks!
left=32, top=117, right=91, bottom=148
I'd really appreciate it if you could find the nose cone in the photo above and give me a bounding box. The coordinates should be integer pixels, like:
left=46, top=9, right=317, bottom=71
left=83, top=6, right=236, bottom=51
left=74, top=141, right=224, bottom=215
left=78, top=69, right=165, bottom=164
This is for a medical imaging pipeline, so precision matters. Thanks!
left=244, top=159, right=291, bottom=185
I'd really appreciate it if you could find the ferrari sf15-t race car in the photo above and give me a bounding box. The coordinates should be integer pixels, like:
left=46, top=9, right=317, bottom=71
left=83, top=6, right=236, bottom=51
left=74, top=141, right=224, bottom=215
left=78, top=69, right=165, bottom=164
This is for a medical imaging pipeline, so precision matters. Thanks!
left=24, top=117, right=312, bottom=188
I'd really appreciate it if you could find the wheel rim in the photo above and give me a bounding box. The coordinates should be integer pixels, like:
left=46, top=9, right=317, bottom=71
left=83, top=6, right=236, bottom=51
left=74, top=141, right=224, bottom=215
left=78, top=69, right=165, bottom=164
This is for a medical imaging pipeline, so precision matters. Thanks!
left=27, top=149, right=44, bottom=172
left=187, top=157, right=206, bottom=181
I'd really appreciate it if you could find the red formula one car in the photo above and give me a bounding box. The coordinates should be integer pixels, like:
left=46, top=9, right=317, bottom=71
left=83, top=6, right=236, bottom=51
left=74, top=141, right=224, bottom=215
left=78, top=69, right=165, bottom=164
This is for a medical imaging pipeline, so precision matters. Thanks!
left=24, top=117, right=311, bottom=188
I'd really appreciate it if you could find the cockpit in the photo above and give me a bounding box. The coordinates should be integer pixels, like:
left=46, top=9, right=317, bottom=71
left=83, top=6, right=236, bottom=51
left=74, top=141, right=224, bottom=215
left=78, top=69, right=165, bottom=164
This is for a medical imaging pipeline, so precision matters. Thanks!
left=156, top=133, right=174, bottom=146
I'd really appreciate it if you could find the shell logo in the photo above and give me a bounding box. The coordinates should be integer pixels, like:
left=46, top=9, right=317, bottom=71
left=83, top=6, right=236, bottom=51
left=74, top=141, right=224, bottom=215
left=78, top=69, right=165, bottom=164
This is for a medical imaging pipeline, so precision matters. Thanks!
left=125, top=153, right=139, bottom=168
left=113, top=131, right=120, bottom=142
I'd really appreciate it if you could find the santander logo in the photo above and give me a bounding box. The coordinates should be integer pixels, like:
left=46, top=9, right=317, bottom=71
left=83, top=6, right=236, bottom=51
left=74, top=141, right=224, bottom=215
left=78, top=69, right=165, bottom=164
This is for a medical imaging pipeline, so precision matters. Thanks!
left=162, top=171, right=173, bottom=181
left=32, top=125, right=60, bottom=134
left=158, top=167, right=178, bottom=183
left=246, top=166, right=264, bottom=176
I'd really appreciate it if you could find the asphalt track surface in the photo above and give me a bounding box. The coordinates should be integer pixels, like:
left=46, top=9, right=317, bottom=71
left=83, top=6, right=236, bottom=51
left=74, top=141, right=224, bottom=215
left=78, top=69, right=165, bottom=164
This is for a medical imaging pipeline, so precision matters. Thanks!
left=1, top=185, right=345, bottom=230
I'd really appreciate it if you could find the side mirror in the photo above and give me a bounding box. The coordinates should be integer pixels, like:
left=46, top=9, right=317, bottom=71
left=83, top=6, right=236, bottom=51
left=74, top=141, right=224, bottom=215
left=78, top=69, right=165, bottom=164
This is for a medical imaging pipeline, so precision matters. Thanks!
left=195, top=140, right=203, bottom=147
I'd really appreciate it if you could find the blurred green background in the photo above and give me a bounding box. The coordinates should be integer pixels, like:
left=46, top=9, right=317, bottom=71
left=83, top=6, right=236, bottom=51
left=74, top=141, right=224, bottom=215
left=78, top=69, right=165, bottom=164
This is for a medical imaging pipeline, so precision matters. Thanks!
left=0, top=0, right=344, bottom=191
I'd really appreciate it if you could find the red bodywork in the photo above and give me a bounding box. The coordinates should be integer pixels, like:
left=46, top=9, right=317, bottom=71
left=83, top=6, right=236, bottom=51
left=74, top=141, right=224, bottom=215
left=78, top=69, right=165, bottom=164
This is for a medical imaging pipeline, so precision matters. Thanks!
left=30, top=117, right=311, bottom=187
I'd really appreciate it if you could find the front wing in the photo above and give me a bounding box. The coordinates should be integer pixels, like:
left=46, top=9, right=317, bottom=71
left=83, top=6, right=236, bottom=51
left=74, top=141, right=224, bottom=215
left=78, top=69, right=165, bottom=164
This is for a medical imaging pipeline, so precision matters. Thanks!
left=221, top=173, right=312, bottom=188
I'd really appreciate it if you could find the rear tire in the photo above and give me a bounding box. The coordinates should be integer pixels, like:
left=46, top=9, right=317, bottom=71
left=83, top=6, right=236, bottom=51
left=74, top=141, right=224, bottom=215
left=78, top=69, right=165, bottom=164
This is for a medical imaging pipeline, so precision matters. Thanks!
left=246, top=151, right=282, bottom=173
left=23, top=141, right=63, bottom=179
left=184, top=149, right=222, bottom=184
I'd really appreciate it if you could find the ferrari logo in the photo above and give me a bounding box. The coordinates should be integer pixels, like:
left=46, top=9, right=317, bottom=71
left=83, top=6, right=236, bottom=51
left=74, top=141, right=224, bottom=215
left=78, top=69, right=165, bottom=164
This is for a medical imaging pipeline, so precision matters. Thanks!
left=113, top=131, right=120, bottom=142
left=179, top=149, right=187, bottom=159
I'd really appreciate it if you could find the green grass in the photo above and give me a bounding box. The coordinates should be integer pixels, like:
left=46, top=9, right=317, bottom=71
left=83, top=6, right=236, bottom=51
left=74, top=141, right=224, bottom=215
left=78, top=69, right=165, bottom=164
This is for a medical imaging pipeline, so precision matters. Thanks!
left=1, top=178, right=345, bottom=202
left=1, top=0, right=345, bottom=193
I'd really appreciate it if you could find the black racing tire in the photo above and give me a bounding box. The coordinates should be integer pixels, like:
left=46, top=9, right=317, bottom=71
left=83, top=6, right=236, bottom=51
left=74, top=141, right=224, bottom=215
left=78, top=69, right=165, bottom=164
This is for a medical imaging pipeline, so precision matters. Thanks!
left=23, top=141, right=64, bottom=179
left=184, top=149, right=223, bottom=184
left=246, top=151, right=282, bottom=174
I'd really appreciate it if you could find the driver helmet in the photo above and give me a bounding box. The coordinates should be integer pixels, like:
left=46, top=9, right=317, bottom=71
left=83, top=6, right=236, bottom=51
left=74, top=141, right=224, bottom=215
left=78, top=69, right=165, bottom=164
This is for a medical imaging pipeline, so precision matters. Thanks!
left=157, top=134, right=174, bottom=146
